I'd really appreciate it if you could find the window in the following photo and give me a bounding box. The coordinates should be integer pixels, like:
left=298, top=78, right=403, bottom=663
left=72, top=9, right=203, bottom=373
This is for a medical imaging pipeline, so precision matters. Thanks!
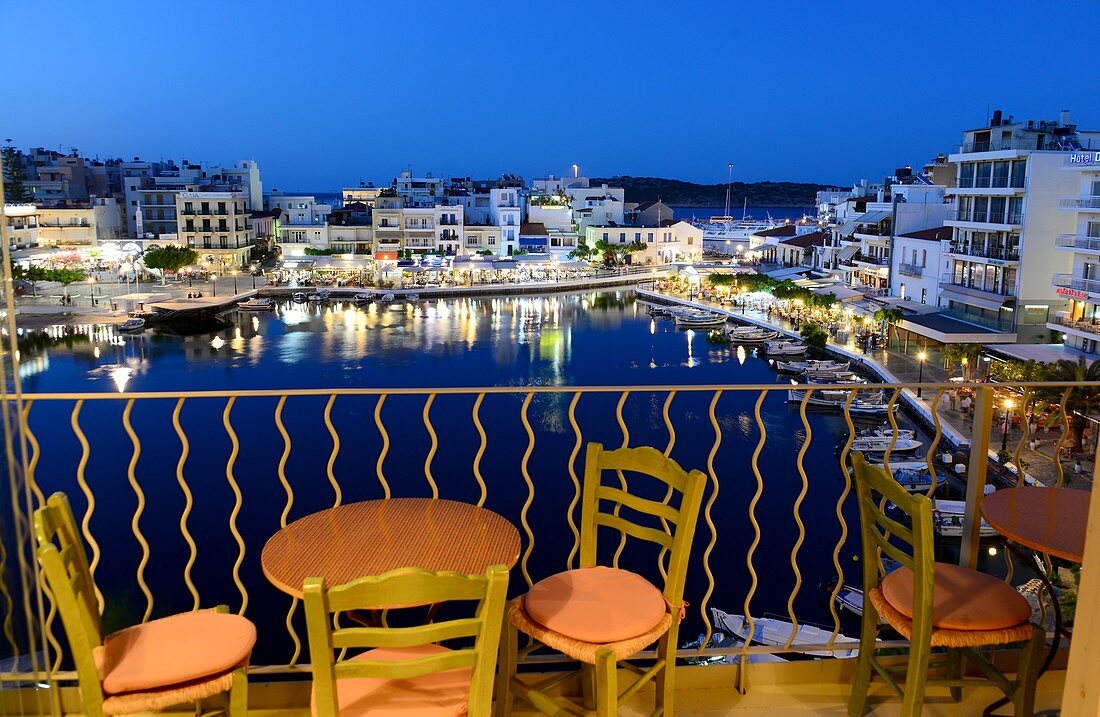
left=687, top=236, right=693, bottom=245
left=488, top=236, right=496, bottom=245
left=647, top=233, right=654, bottom=243
left=602, top=232, right=609, bottom=241
left=920, top=288, right=927, bottom=304
left=619, top=233, right=626, bottom=243
left=635, top=232, right=641, bottom=242
left=921, top=249, right=927, bottom=266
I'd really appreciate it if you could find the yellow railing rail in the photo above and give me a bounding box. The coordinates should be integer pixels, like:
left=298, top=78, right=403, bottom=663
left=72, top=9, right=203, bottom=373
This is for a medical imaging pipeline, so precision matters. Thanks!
left=0, top=380, right=1095, bottom=685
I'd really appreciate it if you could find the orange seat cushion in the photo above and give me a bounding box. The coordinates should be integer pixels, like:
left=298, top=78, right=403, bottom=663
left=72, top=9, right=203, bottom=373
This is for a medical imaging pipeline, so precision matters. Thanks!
left=311, top=644, right=471, bottom=717
left=94, top=611, right=255, bottom=695
left=524, top=566, right=666, bottom=643
left=880, top=562, right=1032, bottom=631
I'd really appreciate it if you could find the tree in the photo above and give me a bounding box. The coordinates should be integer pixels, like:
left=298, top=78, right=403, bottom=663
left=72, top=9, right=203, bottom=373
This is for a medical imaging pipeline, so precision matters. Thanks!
left=943, top=343, right=983, bottom=381
left=142, top=246, right=199, bottom=282
left=569, top=242, right=594, bottom=261
left=873, top=308, right=905, bottom=347
left=799, top=322, right=828, bottom=349
left=1042, top=357, right=1100, bottom=453
left=47, top=268, right=87, bottom=299
left=25, top=265, right=48, bottom=295
left=1, top=145, right=31, bottom=203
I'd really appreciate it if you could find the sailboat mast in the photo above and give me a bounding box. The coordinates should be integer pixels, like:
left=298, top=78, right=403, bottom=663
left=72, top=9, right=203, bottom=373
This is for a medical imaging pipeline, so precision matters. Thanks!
left=725, top=163, right=733, bottom=218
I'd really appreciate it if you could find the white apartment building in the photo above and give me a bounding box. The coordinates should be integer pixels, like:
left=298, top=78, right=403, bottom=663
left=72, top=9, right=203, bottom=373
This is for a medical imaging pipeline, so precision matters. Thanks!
left=267, top=192, right=331, bottom=227
left=584, top=220, right=702, bottom=264
left=370, top=192, right=464, bottom=257
left=891, top=226, right=951, bottom=307
left=342, top=184, right=382, bottom=208
left=4, top=204, right=39, bottom=248
left=943, top=109, right=1099, bottom=341
left=568, top=184, right=625, bottom=237
left=1049, top=150, right=1100, bottom=353
left=36, top=198, right=124, bottom=249
left=175, top=191, right=253, bottom=271
left=123, top=160, right=262, bottom=239
left=394, top=171, right=445, bottom=207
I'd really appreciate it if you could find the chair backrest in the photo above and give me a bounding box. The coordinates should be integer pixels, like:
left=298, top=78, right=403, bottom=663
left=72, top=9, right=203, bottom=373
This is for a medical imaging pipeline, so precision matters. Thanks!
left=34, top=492, right=104, bottom=702
left=304, top=564, right=509, bottom=717
left=579, top=443, right=708, bottom=605
left=851, top=452, right=935, bottom=599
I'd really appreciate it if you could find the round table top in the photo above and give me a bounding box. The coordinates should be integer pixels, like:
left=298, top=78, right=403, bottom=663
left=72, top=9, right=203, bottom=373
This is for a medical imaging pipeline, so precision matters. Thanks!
left=981, top=487, right=1089, bottom=563
left=261, top=498, right=521, bottom=598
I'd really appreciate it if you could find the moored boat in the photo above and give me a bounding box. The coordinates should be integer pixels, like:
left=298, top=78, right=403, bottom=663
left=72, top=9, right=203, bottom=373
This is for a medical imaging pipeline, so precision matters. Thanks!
left=710, top=608, right=859, bottom=659
left=407, top=293, right=421, bottom=302
left=764, top=339, right=807, bottom=356
left=308, top=290, right=330, bottom=302
left=788, top=389, right=895, bottom=415
left=354, top=292, right=374, bottom=303
left=932, top=499, right=998, bottom=537
left=238, top=297, right=275, bottom=310
left=850, top=434, right=922, bottom=454
left=119, top=317, right=146, bottom=332
left=776, top=359, right=850, bottom=374
left=292, top=292, right=308, bottom=302
left=674, top=311, right=727, bottom=329
left=380, top=292, right=396, bottom=302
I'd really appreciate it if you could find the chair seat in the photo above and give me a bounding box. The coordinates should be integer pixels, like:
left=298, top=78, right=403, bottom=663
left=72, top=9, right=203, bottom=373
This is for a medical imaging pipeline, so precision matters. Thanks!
left=93, top=611, right=256, bottom=695
left=509, top=596, right=673, bottom=663
left=311, top=644, right=471, bottom=717
left=101, top=670, right=238, bottom=716
left=524, top=566, right=667, bottom=643
left=880, top=562, right=1032, bottom=631
left=868, top=588, right=1037, bottom=648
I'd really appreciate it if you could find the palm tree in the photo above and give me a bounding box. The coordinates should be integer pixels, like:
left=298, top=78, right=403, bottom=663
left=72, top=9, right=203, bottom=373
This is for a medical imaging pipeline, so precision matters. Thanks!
left=1043, top=357, right=1100, bottom=453
left=942, top=343, right=982, bottom=381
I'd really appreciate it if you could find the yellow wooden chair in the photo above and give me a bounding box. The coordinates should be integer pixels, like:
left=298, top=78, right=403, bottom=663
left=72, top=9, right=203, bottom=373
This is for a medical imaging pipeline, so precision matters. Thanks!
left=848, top=452, right=1046, bottom=717
left=304, top=564, right=509, bottom=716
left=495, top=443, right=707, bottom=717
left=34, top=492, right=254, bottom=717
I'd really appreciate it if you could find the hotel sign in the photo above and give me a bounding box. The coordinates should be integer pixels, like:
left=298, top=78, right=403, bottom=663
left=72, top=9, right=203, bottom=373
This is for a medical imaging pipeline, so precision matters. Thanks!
left=1067, top=152, right=1100, bottom=166
left=1057, top=287, right=1089, bottom=300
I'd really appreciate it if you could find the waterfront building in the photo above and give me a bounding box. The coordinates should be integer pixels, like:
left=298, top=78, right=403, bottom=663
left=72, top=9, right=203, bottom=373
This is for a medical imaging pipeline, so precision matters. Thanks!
left=776, top=229, right=830, bottom=268
left=1048, top=150, right=1100, bottom=354
left=747, top=223, right=798, bottom=259
left=461, top=224, right=501, bottom=255
left=519, top=222, right=550, bottom=253
left=250, top=208, right=282, bottom=256
left=175, top=191, right=253, bottom=271
left=3, top=203, right=39, bottom=249
left=325, top=203, right=373, bottom=256
left=815, top=189, right=850, bottom=225
left=267, top=191, right=331, bottom=227
left=370, top=190, right=464, bottom=258
left=943, top=109, right=1100, bottom=341
left=568, top=183, right=625, bottom=237
left=891, top=226, right=951, bottom=306
left=35, top=197, right=124, bottom=249
left=531, top=173, right=589, bottom=194
left=394, top=170, right=446, bottom=207
left=584, top=219, right=702, bottom=264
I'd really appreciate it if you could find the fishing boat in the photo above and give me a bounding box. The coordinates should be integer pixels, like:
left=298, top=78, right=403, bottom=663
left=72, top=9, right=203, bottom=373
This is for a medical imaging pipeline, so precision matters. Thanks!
left=292, top=292, right=308, bottom=302
left=308, top=290, right=330, bottom=302
left=788, top=389, right=895, bottom=415
left=804, top=371, right=864, bottom=384
left=353, top=292, right=374, bottom=303
left=860, top=425, right=916, bottom=441
left=238, top=297, right=275, bottom=310
left=119, top=317, right=146, bottom=332
left=380, top=292, right=396, bottom=302
left=763, top=340, right=807, bottom=356
left=932, top=499, right=998, bottom=538
left=407, top=293, right=421, bottom=302
left=850, top=434, right=922, bottom=454
left=710, top=608, right=859, bottom=659
left=675, top=311, right=727, bottom=329
left=724, top=326, right=779, bottom=343
left=775, top=359, right=850, bottom=374
left=890, top=465, right=943, bottom=494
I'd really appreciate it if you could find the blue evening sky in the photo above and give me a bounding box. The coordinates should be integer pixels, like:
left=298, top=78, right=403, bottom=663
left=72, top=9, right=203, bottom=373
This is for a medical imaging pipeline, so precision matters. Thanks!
left=5, top=0, right=1099, bottom=190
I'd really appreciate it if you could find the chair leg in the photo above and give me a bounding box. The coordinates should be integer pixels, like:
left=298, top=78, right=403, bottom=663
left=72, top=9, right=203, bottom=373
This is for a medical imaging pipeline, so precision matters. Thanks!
left=226, top=668, right=248, bottom=717
left=946, top=648, right=963, bottom=702
left=1012, top=626, right=1046, bottom=717
left=594, top=648, right=618, bottom=717
left=580, top=664, right=596, bottom=710
left=655, top=623, right=678, bottom=714
left=848, top=602, right=879, bottom=717
left=900, top=623, right=932, bottom=717
left=494, top=616, right=518, bottom=717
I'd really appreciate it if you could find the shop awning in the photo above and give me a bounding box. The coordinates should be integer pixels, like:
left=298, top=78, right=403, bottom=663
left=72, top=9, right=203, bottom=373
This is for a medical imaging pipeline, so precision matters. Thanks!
left=837, top=244, right=860, bottom=261
left=856, top=210, right=891, bottom=225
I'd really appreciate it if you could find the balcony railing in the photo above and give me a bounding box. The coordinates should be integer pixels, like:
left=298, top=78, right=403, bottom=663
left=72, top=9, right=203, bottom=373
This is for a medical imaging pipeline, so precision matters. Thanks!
left=958, top=137, right=1100, bottom=153
left=1055, top=234, right=1100, bottom=251
left=897, top=262, right=923, bottom=277
left=1060, top=197, right=1100, bottom=211
left=946, top=244, right=1021, bottom=261
left=956, top=176, right=1026, bottom=190
left=948, top=209, right=1024, bottom=225
left=1049, top=313, right=1100, bottom=336
left=940, top=273, right=1017, bottom=297
left=1053, top=273, right=1100, bottom=295
left=852, top=252, right=890, bottom=266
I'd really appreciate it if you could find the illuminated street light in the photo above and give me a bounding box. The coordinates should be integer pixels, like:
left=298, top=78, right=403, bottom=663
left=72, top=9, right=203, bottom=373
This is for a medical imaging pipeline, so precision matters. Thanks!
left=1000, top=397, right=1016, bottom=453
left=916, top=350, right=927, bottom=397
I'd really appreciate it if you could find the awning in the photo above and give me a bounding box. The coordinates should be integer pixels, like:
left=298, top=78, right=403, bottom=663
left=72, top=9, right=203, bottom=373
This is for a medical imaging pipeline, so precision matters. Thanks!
left=753, top=242, right=780, bottom=252
left=837, top=244, right=860, bottom=261
left=839, top=220, right=857, bottom=236
left=519, top=237, right=547, bottom=247
left=813, top=285, right=863, bottom=302
left=938, top=286, right=1010, bottom=312
left=764, top=266, right=811, bottom=280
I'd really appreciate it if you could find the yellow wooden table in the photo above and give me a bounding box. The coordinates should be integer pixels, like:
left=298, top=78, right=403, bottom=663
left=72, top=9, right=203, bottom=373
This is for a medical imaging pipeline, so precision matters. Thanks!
left=261, top=498, right=521, bottom=599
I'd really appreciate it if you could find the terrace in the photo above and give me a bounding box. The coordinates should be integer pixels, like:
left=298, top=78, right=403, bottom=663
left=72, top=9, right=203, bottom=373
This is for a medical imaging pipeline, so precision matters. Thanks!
left=0, top=375, right=1096, bottom=716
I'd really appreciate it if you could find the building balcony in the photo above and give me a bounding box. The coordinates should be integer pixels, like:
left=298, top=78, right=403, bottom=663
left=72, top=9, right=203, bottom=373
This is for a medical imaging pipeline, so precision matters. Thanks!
left=897, top=262, right=923, bottom=277
left=851, top=252, right=890, bottom=266
left=955, top=176, right=1026, bottom=190
left=957, top=136, right=1100, bottom=153
left=1049, top=312, right=1100, bottom=337
left=1060, top=196, right=1100, bottom=211
left=940, top=273, right=1017, bottom=297
left=945, top=244, right=1021, bottom=261
left=0, top=381, right=1091, bottom=716
left=947, top=209, right=1024, bottom=226
left=1053, top=273, right=1100, bottom=296
left=1055, top=234, right=1100, bottom=253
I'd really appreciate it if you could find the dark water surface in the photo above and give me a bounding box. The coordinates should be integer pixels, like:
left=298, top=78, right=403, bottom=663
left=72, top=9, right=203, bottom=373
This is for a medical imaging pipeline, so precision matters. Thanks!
left=15, top=290, right=922, bottom=662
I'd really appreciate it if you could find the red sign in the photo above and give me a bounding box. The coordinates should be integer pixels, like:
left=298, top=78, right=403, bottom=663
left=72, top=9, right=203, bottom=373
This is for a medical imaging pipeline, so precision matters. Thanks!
left=1057, top=287, right=1089, bottom=300
left=375, top=253, right=398, bottom=261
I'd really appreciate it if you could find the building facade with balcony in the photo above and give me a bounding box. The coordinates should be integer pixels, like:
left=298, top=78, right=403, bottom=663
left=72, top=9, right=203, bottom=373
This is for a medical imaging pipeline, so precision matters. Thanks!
left=943, top=109, right=1100, bottom=340
left=175, top=191, right=253, bottom=271
left=892, top=226, right=951, bottom=306
left=1048, top=150, right=1100, bottom=353
left=584, top=220, right=702, bottom=264
left=369, top=191, right=465, bottom=258
left=35, top=197, right=124, bottom=249
left=123, top=160, right=262, bottom=240
left=267, top=191, right=331, bottom=227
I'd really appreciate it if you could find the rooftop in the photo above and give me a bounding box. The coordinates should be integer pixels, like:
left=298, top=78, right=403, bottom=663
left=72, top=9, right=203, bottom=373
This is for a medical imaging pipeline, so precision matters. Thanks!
left=898, top=226, right=951, bottom=241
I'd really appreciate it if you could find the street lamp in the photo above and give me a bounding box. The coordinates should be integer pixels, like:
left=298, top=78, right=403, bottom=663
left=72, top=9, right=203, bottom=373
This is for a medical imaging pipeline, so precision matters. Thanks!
left=232, top=269, right=239, bottom=294
left=916, top=350, right=927, bottom=397
left=1000, top=397, right=1016, bottom=453
left=211, top=275, right=217, bottom=297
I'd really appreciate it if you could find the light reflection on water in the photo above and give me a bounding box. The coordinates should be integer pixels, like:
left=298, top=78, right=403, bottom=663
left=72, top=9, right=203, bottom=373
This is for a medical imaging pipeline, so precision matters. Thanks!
left=14, top=290, right=785, bottom=393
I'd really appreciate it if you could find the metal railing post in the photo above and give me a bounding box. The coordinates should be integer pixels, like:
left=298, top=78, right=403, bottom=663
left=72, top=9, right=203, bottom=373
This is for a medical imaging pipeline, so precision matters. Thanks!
left=960, top=385, right=994, bottom=569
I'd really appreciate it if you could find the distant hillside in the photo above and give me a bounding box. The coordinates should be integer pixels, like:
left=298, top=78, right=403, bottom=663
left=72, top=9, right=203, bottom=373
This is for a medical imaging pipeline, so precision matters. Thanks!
left=591, top=176, right=836, bottom=208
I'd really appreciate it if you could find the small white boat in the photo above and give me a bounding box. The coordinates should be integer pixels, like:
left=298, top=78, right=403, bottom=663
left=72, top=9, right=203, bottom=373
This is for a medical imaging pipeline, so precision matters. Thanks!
left=292, top=292, right=308, bottom=302
left=675, top=312, right=727, bottom=329
left=406, top=293, right=421, bottom=302
left=764, top=340, right=807, bottom=356
left=850, top=434, right=922, bottom=454
left=354, top=292, right=374, bottom=304
left=724, top=327, right=780, bottom=343
left=805, top=371, right=864, bottom=384
left=710, top=608, right=860, bottom=659
left=776, top=359, right=850, bottom=374
left=238, top=297, right=275, bottom=310
left=119, top=317, right=146, bottom=332
left=380, top=292, right=396, bottom=302
left=932, top=499, right=998, bottom=538
left=890, top=465, right=943, bottom=494
left=860, top=425, right=916, bottom=440
left=788, top=390, right=895, bottom=415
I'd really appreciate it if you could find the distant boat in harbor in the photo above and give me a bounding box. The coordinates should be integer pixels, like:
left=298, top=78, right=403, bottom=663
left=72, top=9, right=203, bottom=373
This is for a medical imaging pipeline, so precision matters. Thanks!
left=710, top=608, right=860, bottom=659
